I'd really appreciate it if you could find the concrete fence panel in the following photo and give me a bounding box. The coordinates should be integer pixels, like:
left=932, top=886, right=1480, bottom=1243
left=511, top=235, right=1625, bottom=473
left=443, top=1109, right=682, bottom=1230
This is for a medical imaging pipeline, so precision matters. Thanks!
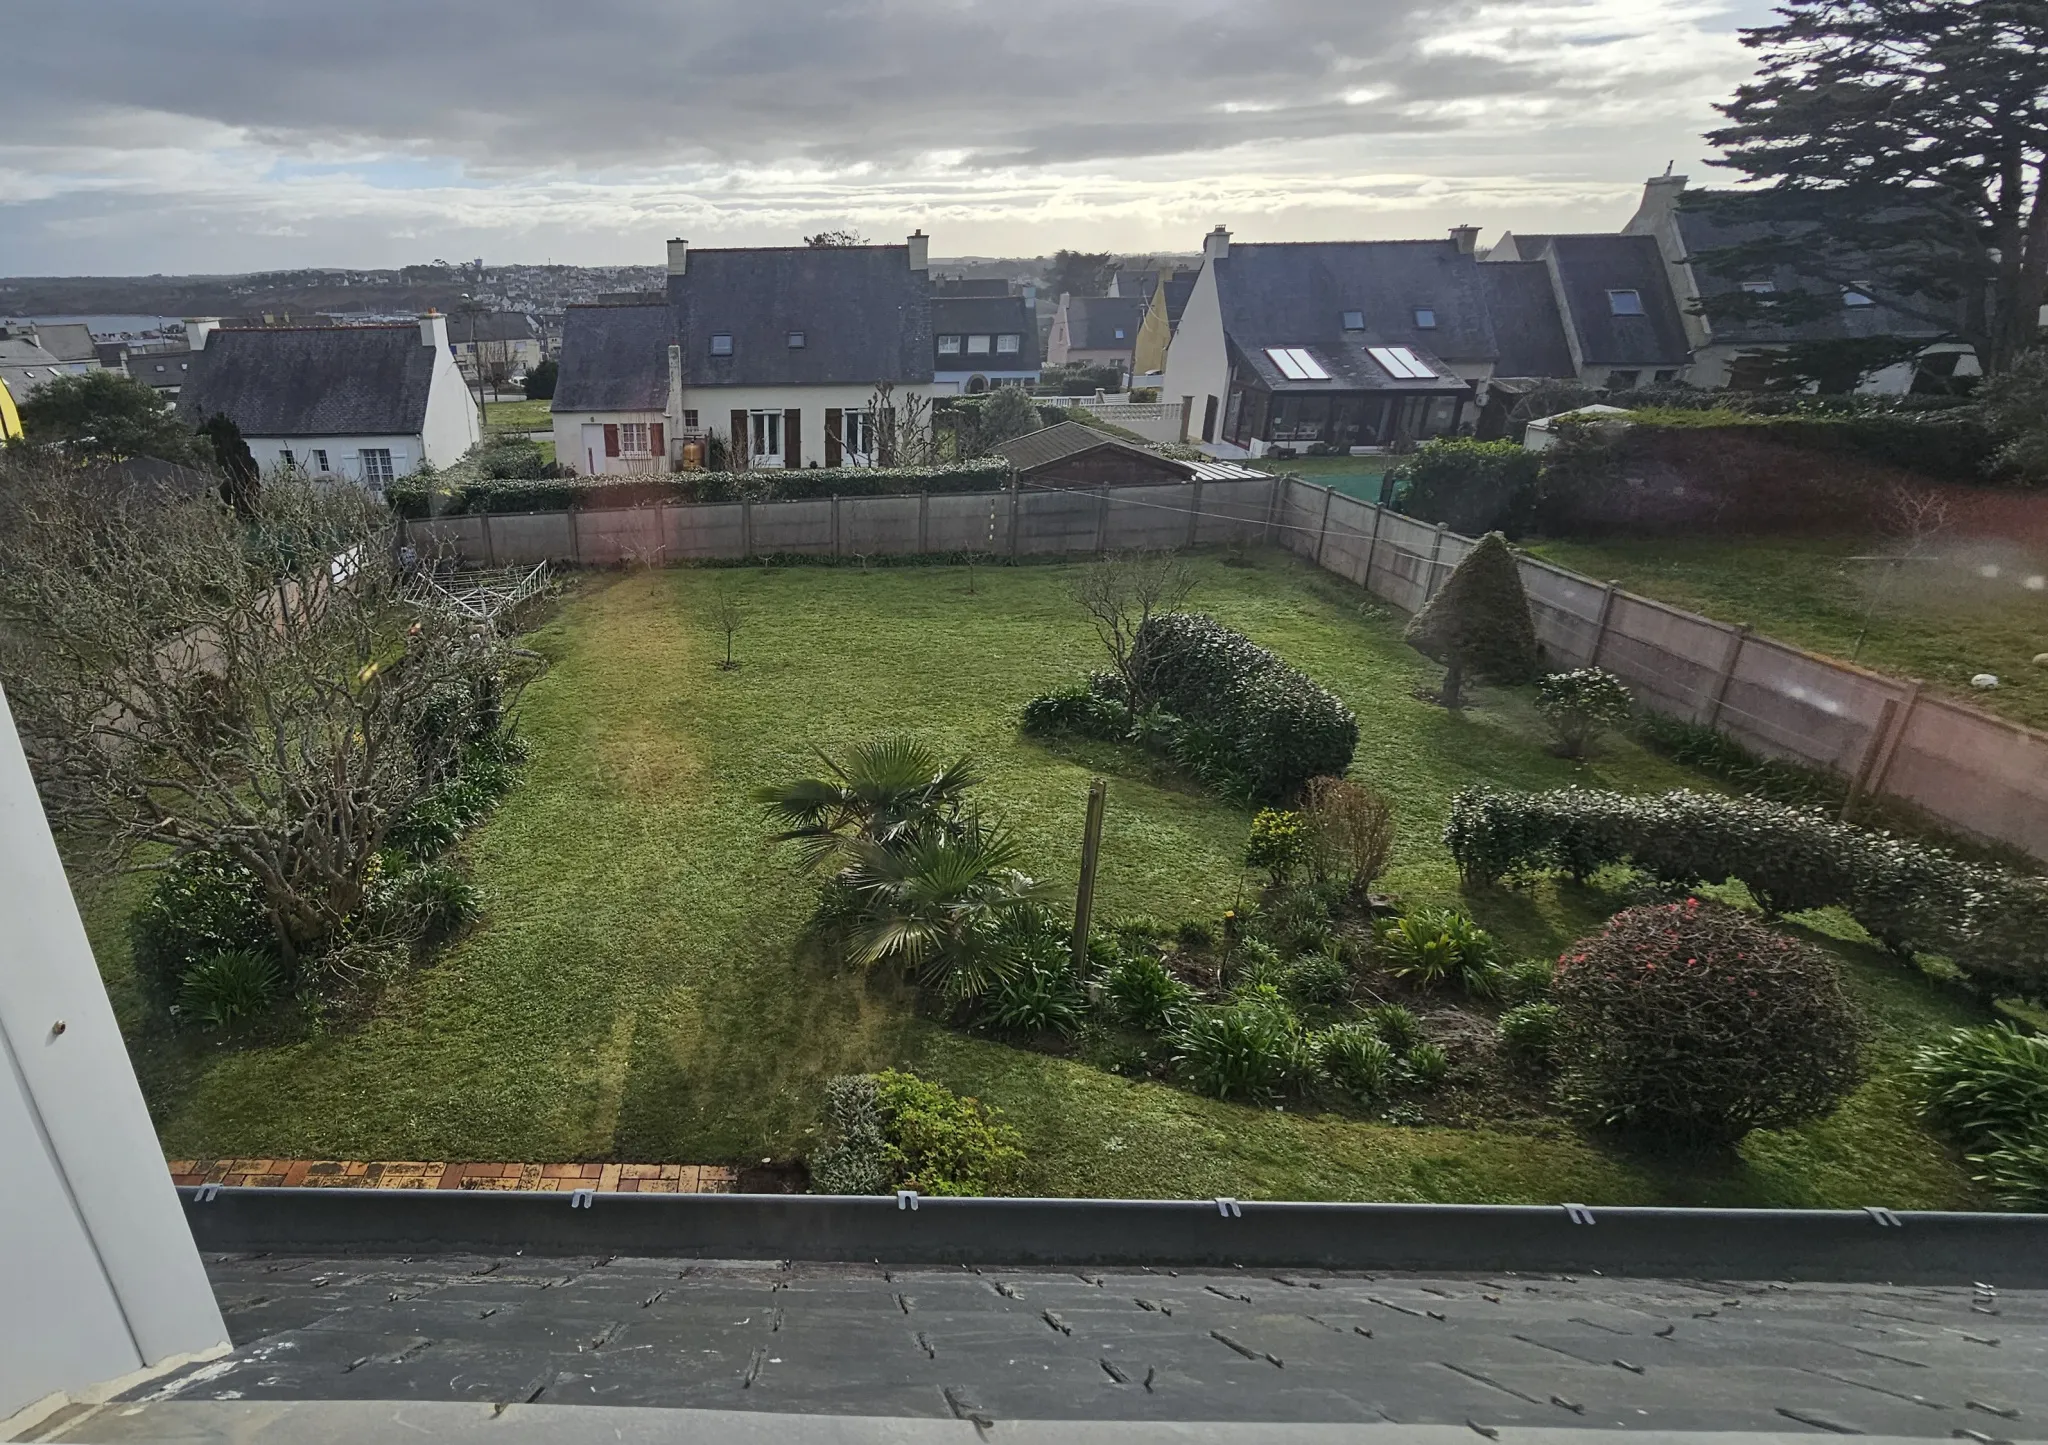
left=748, top=498, right=835, bottom=555
left=1189, top=478, right=1273, bottom=546
left=1016, top=487, right=1104, bottom=555
left=666, top=502, right=745, bottom=560
left=1887, top=701, right=2048, bottom=858
left=927, top=492, right=1008, bottom=553
left=840, top=494, right=921, bottom=556
left=1104, top=484, right=1197, bottom=551
left=573, top=508, right=664, bottom=567
left=1519, top=560, right=1612, bottom=669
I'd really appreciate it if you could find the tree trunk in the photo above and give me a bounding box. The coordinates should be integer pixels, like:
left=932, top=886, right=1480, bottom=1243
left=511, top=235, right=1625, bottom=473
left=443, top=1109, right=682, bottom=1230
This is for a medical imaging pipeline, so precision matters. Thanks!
left=1440, top=659, right=1465, bottom=710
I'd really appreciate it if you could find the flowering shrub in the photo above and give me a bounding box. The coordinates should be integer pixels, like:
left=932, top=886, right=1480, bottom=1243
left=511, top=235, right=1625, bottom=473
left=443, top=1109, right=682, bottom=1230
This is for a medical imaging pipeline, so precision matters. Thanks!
left=1551, top=900, right=1863, bottom=1145
left=1535, top=668, right=1633, bottom=758
left=1245, top=809, right=1309, bottom=884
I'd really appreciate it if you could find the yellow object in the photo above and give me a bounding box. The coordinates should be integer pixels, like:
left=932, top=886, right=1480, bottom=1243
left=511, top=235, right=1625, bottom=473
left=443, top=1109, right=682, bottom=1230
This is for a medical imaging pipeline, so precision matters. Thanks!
left=1131, top=278, right=1172, bottom=377
left=0, top=374, right=21, bottom=441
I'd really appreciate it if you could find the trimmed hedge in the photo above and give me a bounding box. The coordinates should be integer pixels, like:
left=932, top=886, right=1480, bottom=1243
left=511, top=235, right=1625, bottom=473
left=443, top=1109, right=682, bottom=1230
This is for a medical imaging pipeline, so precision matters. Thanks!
left=388, top=458, right=1014, bottom=518
left=1391, top=438, right=1542, bottom=535
left=1128, top=612, right=1358, bottom=801
left=1444, top=786, right=2048, bottom=997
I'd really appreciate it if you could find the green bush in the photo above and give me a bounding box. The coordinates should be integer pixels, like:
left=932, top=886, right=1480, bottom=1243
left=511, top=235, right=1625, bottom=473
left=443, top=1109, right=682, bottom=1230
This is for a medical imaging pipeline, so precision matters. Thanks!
left=1497, top=1002, right=1561, bottom=1062
left=1245, top=809, right=1308, bottom=885
left=1313, top=1023, right=1396, bottom=1100
left=386, top=458, right=1014, bottom=517
left=1176, top=919, right=1214, bottom=952
left=1392, top=438, right=1543, bottom=535
left=1443, top=785, right=2048, bottom=997
left=979, top=947, right=1088, bottom=1035
left=810, top=1070, right=1026, bottom=1196
left=1636, top=712, right=1844, bottom=807
left=1104, top=954, right=1192, bottom=1031
left=1552, top=900, right=1863, bottom=1145
left=1910, top=1025, right=2048, bottom=1205
left=1375, top=907, right=1502, bottom=995
left=397, top=863, right=482, bottom=941
left=1286, top=951, right=1353, bottom=1007
left=1403, top=1041, right=1451, bottom=1087
left=177, top=950, right=283, bottom=1032
left=1498, top=957, right=1556, bottom=1003
left=1536, top=668, right=1633, bottom=759
left=1363, top=1003, right=1421, bottom=1054
left=1403, top=533, right=1541, bottom=708
left=809, top=1074, right=894, bottom=1194
left=1229, top=937, right=1288, bottom=990
left=1019, top=678, right=1132, bottom=740
left=134, top=851, right=276, bottom=993
left=1127, top=612, right=1358, bottom=801
left=1171, top=988, right=1307, bottom=1102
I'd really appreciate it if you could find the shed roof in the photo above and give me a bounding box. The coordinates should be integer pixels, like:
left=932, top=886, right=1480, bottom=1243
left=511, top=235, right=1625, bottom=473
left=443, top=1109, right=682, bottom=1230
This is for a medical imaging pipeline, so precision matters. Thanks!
left=176, top=325, right=436, bottom=436
left=993, top=420, right=1194, bottom=477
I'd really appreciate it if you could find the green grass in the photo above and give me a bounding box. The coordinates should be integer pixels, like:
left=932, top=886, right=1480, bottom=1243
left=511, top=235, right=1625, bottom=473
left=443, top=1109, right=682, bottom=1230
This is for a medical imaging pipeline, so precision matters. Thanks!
left=1527, top=535, right=2048, bottom=731
left=77, top=551, right=1988, bottom=1206
left=1250, top=455, right=1394, bottom=502
left=482, top=397, right=552, bottom=434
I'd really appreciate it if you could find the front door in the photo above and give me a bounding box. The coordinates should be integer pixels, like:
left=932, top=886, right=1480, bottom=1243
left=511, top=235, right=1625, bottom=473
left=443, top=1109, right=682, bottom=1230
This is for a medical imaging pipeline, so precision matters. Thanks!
left=581, top=423, right=606, bottom=476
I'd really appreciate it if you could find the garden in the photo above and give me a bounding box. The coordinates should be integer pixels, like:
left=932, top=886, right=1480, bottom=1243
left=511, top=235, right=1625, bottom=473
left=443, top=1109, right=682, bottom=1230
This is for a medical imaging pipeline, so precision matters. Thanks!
left=42, top=490, right=2045, bottom=1209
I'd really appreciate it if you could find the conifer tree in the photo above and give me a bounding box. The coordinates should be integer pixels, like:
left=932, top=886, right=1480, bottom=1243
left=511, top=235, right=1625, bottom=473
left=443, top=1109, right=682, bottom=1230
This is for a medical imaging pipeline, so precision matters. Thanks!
left=1403, top=531, right=1540, bottom=708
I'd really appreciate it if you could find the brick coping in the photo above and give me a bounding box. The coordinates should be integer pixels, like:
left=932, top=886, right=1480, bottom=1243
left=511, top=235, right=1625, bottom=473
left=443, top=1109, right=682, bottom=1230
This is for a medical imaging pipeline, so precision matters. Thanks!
left=167, top=1159, right=739, bottom=1193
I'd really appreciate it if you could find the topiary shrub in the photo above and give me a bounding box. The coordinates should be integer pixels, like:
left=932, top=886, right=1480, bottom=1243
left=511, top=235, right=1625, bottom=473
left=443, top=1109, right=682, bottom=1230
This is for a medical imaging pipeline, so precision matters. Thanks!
left=1403, top=532, right=1540, bottom=708
left=1536, top=668, right=1633, bottom=759
left=176, top=950, right=283, bottom=1032
left=1374, top=907, right=1502, bottom=996
left=1551, top=900, right=1863, bottom=1146
left=1245, top=808, right=1308, bottom=885
left=1497, top=1002, right=1561, bottom=1063
left=1910, top=1025, right=2048, bottom=1208
left=1391, top=438, right=1543, bottom=535
left=1171, top=988, right=1308, bottom=1101
left=1104, top=953, right=1192, bottom=1031
left=133, top=850, right=276, bottom=994
left=1127, top=612, right=1358, bottom=801
left=1313, top=1023, right=1396, bottom=1100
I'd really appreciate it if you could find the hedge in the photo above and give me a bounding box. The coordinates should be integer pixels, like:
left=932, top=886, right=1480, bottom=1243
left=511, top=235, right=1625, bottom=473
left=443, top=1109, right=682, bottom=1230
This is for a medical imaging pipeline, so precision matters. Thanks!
left=1128, top=612, right=1358, bottom=800
left=388, top=458, right=1014, bottom=518
left=1443, top=786, right=2048, bottom=997
left=1390, top=438, right=1542, bottom=535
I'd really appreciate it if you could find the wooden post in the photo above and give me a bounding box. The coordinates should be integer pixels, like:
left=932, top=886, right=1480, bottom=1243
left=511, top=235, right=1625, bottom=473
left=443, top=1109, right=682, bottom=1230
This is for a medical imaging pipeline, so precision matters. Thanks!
left=1588, top=579, right=1620, bottom=668
left=1008, top=479, right=1021, bottom=557
left=1361, top=504, right=1384, bottom=593
left=1096, top=484, right=1112, bottom=554
left=480, top=510, right=497, bottom=568
left=1842, top=696, right=1900, bottom=822
left=918, top=489, right=930, bottom=554
left=741, top=498, right=754, bottom=560
left=1423, top=523, right=1448, bottom=601
left=1070, top=778, right=1108, bottom=971
left=1313, top=484, right=1335, bottom=569
left=1701, top=623, right=1751, bottom=727
left=1185, top=478, right=1204, bottom=548
left=1864, top=681, right=1922, bottom=803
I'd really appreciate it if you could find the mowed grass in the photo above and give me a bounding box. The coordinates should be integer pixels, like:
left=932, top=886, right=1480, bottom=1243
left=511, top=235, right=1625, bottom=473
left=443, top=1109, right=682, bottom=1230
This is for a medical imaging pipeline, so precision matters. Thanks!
left=78, top=551, right=1988, bottom=1206
left=1527, top=534, right=2048, bottom=731
left=1252, top=455, right=1395, bottom=502
left=482, top=397, right=552, bottom=434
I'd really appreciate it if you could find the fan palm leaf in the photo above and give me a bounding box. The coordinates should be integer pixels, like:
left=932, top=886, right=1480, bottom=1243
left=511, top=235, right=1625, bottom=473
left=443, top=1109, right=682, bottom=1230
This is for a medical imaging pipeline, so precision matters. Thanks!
left=755, top=735, right=982, bottom=872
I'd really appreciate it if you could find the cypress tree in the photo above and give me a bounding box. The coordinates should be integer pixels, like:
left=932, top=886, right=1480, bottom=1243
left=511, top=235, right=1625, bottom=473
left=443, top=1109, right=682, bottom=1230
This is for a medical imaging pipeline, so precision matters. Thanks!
left=1404, top=531, right=1540, bottom=708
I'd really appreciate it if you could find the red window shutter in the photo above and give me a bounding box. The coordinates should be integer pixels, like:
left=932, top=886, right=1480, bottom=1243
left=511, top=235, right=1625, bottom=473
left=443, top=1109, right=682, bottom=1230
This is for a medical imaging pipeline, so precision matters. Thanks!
left=649, top=422, right=665, bottom=459
left=824, top=408, right=842, bottom=467
left=603, top=424, right=620, bottom=457
left=731, top=410, right=749, bottom=460
left=783, top=408, right=801, bottom=469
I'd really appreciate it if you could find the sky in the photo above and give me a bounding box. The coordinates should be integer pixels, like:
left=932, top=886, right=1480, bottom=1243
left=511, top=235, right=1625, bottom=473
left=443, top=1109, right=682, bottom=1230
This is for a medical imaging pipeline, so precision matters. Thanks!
left=0, top=0, right=1783, bottom=276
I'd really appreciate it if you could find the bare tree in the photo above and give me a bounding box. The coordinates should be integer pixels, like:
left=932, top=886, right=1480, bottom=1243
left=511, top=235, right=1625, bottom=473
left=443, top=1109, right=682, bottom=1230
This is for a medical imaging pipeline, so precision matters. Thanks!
left=1071, top=551, right=1196, bottom=706
left=0, top=458, right=539, bottom=967
left=1851, top=484, right=1952, bottom=663
left=865, top=381, right=938, bottom=467
left=707, top=582, right=743, bottom=670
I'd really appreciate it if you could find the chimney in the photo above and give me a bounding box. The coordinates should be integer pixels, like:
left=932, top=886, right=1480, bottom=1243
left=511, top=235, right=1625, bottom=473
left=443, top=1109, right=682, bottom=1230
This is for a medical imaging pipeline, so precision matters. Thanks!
left=666, top=237, right=689, bottom=276
left=184, top=317, right=219, bottom=351
left=1641, top=173, right=1688, bottom=211
left=907, top=230, right=929, bottom=271
left=419, top=311, right=449, bottom=350
left=1203, top=225, right=1231, bottom=262
left=1450, top=224, right=1480, bottom=255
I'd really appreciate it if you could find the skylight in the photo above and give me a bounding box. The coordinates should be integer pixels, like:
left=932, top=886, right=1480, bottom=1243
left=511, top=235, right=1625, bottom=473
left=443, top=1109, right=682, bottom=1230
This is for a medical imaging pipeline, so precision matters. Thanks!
left=1367, top=346, right=1434, bottom=380
left=1607, top=290, right=1645, bottom=316
left=710, top=332, right=733, bottom=355
left=1413, top=308, right=1437, bottom=329
left=1341, top=310, right=1365, bottom=331
left=1843, top=287, right=1875, bottom=307
left=1265, top=346, right=1329, bottom=381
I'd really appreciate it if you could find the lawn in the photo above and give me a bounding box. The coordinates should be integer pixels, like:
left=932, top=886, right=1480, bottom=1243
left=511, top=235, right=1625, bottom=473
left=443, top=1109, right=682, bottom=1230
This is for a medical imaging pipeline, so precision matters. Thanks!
left=1526, top=535, right=2048, bottom=731
left=482, top=397, right=553, bottom=435
left=1251, top=454, right=1394, bottom=503
left=78, top=551, right=1988, bottom=1207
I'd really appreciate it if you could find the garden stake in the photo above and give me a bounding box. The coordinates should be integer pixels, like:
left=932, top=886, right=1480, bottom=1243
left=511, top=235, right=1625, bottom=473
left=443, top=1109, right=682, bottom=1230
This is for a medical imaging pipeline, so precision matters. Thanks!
left=1071, top=778, right=1108, bottom=971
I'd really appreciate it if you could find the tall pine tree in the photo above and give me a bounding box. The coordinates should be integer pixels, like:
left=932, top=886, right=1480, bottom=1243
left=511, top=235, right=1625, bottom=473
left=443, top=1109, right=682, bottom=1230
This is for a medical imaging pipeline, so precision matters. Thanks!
left=1700, top=0, right=2048, bottom=374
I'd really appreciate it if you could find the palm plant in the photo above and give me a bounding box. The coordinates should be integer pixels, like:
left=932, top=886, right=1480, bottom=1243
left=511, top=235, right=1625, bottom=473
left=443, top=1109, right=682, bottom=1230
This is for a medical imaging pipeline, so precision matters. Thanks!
left=841, top=818, right=1053, bottom=1000
left=756, top=736, right=981, bottom=873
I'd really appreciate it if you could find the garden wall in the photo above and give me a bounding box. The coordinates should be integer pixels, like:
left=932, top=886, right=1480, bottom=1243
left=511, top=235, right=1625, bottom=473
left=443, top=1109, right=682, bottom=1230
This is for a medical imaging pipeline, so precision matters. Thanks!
left=402, top=476, right=2048, bottom=861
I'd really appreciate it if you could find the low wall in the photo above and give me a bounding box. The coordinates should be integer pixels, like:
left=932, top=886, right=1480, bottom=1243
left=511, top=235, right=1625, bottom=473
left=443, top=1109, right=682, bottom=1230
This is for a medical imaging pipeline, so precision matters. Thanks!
left=404, top=476, right=2048, bottom=860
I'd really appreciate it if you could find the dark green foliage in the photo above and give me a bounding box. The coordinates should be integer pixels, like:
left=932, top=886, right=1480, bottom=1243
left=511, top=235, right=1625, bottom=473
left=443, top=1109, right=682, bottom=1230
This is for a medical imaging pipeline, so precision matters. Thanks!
left=1443, top=785, right=2048, bottom=996
left=396, top=863, right=482, bottom=942
left=1363, top=1003, right=1421, bottom=1055
left=978, top=934, right=1088, bottom=1036
left=808, top=1074, right=893, bottom=1194
left=176, top=950, right=283, bottom=1032
left=1552, top=900, right=1863, bottom=1146
left=522, top=358, right=558, bottom=400
left=1391, top=438, right=1543, bottom=535
left=1176, top=919, right=1214, bottom=952
left=1498, top=957, right=1557, bottom=1003
left=1498, top=1002, right=1561, bottom=1062
left=1041, top=251, right=1117, bottom=299
left=1403, top=1040, right=1451, bottom=1087
left=1313, top=1023, right=1395, bottom=1100
left=17, top=370, right=210, bottom=465
left=1171, top=988, right=1308, bottom=1102
left=1977, top=349, right=2048, bottom=484
left=385, top=458, right=1013, bottom=517
left=1126, top=612, right=1358, bottom=800
left=810, top=1070, right=1025, bottom=1197
left=197, top=414, right=259, bottom=516
left=1636, top=712, right=1844, bottom=808
left=1286, top=951, right=1353, bottom=1008
left=1911, top=1025, right=2048, bottom=1205
left=1403, top=533, right=1540, bottom=707
left=1374, top=907, right=1502, bottom=995
left=1019, top=678, right=1131, bottom=739
left=1104, top=954, right=1192, bottom=1031
left=134, top=851, right=276, bottom=993
left=1536, top=668, right=1632, bottom=758
left=473, top=437, right=566, bottom=480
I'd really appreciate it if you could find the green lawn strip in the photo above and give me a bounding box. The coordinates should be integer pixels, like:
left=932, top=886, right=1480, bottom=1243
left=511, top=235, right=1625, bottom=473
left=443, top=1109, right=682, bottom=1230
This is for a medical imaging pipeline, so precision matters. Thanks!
left=481, top=398, right=552, bottom=434
left=1526, top=535, right=2048, bottom=731
left=1248, top=456, right=1393, bottom=502
left=72, top=550, right=1986, bottom=1205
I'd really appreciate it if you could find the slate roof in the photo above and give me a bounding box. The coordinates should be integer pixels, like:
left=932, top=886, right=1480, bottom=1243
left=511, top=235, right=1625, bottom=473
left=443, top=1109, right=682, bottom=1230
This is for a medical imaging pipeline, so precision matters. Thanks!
left=30, top=321, right=98, bottom=363
left=82, top=1253, right=2048, bottom=1437
left=551, top=304, right=674, bottom=413
left=1478, top=261, right=1577, bottom=378
left=1108, top=268, right=1160, bottom=300
left=671, top=245, right=933, bottom=388
left=931, top=295, right=1039, bottom=371
left=1502, top=234, right=1690, bottom=367
left=1161, top=273, right=1197, bottom=327
left=125, top=346, right=195, bottom=389
left=175, top=325, right=437, bottom=436
left=993, top=420, right=1192, bottom=476
left=1213, top=240, right=1497, bottom=390
left=931, top=277, right=1011, bottom=297
left=1064, top=295, right=1145, bottom=351
left=451, top=311, right=541, bottom=345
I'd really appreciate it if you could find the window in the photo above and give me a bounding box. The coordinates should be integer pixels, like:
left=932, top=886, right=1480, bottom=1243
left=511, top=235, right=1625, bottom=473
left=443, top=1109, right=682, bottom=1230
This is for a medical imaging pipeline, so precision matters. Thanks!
left=967, top=334, right=992, bottom=354
left=1264, top=346, right=1330, bottom=381
left=682, top=409, right=700, bottom=429
left=1113, top=328, right=1127, bottom=341
left=1607, top=289, right=1645, bottom=316
left=1653, top=369, right=1678, bottom=385
left=1608, top=370, right=1641, bottom=390
left=1740, top=279, right=1776, bottom=294
left=1341, top=310, right=1365, bottom=331
left=709, top=333, right=733, bottom=356
left=787, top=331, right=806, bottom=348
left=618, top=421, right=651, bottom=457
left=311, top=449, right=329, bottom=472
left=996, top=334, right=1021, bottom=353
left=360, top=449, right=394, bottom=485
left=1843, top=287, right=1875, bottom=307
left=279, top=447, right=295, bottom=468
left=749, top=409, right=783, bottom=462
left=937, top=335, right=963, bottom=354
left=840, top=409, right=874, bottom=462
left=153, top=362, right=166, bottom=372
left=1413, top=307, right=1437, bottom=329
left=1366, top=345, right=1434, bottom=380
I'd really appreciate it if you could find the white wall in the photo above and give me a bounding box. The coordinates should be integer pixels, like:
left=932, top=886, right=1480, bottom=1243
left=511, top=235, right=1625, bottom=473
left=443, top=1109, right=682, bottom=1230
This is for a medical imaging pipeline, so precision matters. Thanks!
left=0, top=684, right=228, bottom=1424
left=420, top=345, right=484, bottom=466
left=1160, top=260, right=1229, bottom=447
left=683, top=385, right=938, bottom=469
left=551, top=409, right=669, bottom=476
left=247, top=434, right=430, bottom=491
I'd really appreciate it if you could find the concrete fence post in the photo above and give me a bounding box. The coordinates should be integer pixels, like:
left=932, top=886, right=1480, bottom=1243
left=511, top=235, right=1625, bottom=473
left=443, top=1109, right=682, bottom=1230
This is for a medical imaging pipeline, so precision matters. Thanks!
left=1185, top=479, right=1204, bottom=549
left=480, top=511, right=497, bottom=568
left=918, top=490, right=930, bottom=554
left=568, top=509, right=582, bottom=566
left=1096, top=485, right=1111, bottom=554
left=1263, top=476, right=1283, bottom=545
left=654, top=502, right=671, bottom=567
left=741, top=498, right=754, bottom=559
left=1863, top=681, right=1923, bottom=803
left=1360, top=504, right=1384, bottom=593
left=1008, top=480, right=1021, bottom=557
left=1313, top=485, right=1335, bottom=569
left=1423, top=523, right=1448, bottom=601
left=1701, top=623, right=1752, bottom=728
left=831, top=495, right=841, bottom=558
left=1588, top=579, right=1620, bottom=668
left=1843, top=696, right=1900, bottom=822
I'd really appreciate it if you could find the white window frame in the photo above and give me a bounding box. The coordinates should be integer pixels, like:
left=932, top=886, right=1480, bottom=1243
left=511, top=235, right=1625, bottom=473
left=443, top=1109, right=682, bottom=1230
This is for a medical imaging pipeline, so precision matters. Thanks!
left=840, top=409, right=875, bottom=466
left=1740, top=279, right=1777, bottom=295
left=682, top=409, right=700, bottom=430
left=279, top=447, right=296, bottom=469
left=937, top=335, right=963, bottom=355
left=359, top=448, right=394, bottom=486
left=311, top=448, right=329, bottom=472
left=750, top=409, right=784, bottom=466
left=618, top=421, right=652, bottom=458
left=1607, top=289, right=1645, bottom=316
left=996, top=334, right=1021, bottom=354
left=967, top=334, right=992, bottom=354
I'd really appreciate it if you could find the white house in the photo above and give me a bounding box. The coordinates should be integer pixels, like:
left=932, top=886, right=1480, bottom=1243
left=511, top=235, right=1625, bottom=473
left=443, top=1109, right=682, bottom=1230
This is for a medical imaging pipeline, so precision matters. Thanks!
left=176, top=315, right=481, bottom=492
left=930, top=292, right=1038, bottom=394
left=552, top=234, right=938, bottom=475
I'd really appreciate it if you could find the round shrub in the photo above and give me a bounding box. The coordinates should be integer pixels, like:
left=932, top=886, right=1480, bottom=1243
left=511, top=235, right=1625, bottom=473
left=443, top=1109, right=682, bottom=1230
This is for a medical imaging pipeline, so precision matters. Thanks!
left=1286, top=952, right=1353, bottom=1008
left=177, top=950, right=282, bottom=1032
left=872, top=1070, right=1025, bottom=1197
left=1536, top=668, right=1633, bottom=759
left=1403, top=1041, right=1451, bottom=1086
left=1363, top=1003, right=1421, bottom=1055
left=1172, top=989, right=1306, bottom=1102
left=1245, top=809, right=1308, bottom=884
left=1375, top=907, right=1501, bottom=995
left=1104, top=954, right=1191, bottom=1031
left=1552, top=900, right=1863, bottom=1145
left=1497, top=1002, right=1561, bottom=1062
left=1314, top=1023, right=1396, bottom=1100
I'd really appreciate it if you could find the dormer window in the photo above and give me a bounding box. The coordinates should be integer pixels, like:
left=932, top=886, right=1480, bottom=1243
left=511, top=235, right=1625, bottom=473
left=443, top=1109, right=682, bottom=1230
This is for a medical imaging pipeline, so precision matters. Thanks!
left=1843, top=287, right=1875, bottom=307
left=1341, top=310, right=1365, bottom=331
left=1740, top=279, right=1776, bottom=294
left=996, top=334, right=1021, bottom=353
left=938, top=334, right=962, bottom=354
left=1413, top=308, right=1437, bottom=329
left=710, top=332, right=733, bottom=356
left=967, top=334, right=992, bottom=354
left=1607, top=289, right=1644, bottom=316
left=787, top=331, right=806, bottom=348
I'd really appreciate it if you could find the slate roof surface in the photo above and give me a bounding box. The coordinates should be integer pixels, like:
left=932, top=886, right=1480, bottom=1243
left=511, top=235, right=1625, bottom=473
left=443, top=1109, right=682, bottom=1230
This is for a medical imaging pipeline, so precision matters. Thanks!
left=1064, top=296, right=1145, bottom=351
left=176, top=326, right=436, bottom=436
left=30, top=321, right=99, bottom=362
left=85, top=1253, right=2048, bottom=1436
left=1214, top=240, right=1499, bottom=374
left=670, top=245, right=934, bottom=388
left=1109, top=268, right=1160, bottom=300
left=931, top=295, right=1040, bottom=370
left=551, top=304, right=674, bottom=413
left=452, top=311, right=542, bottom=344
left=126, top=346, right=195, bottom=388
left=1160, top=274, right=1197, bottom=327
left=993, top=420, right=1190, bottom=476
left=1478, top=261, right=1578, bottom=378
left=1502, top=234, right=1691, bottom=367
left=931, top=278, right=1012, bottom=297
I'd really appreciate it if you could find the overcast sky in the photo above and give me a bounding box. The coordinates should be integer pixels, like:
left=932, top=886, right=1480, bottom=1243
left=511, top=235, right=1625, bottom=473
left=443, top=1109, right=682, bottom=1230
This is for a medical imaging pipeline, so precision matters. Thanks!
left=0, top=0, right=1778, bottom=276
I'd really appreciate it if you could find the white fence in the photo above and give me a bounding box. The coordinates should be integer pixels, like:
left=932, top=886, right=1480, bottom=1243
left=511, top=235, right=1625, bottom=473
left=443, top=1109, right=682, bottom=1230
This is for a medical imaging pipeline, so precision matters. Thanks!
left=403, top=477, right=2048, bottom=860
